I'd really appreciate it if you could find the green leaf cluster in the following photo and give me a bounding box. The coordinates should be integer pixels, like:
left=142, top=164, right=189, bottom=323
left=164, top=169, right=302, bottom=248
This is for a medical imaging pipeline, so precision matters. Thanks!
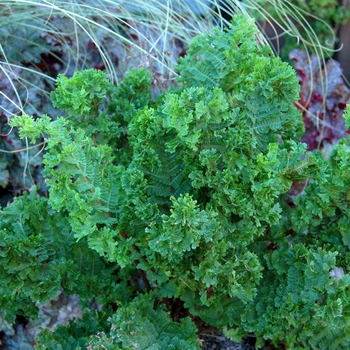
left=36, top=293, right=200, bottom=350
left=4, top=14, right=350, bottom=349
left=35, top=309, right=112, bottom=350
left=0, top=187, right=118, bottom=322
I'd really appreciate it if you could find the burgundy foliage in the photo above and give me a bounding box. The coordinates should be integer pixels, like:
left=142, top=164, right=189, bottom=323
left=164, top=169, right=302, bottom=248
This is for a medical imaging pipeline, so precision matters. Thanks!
left=290, top=49, right=350, bottom=151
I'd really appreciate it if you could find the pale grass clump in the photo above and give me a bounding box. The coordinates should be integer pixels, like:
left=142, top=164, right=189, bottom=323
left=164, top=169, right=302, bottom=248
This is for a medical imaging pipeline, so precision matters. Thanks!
left=0, top=0, right=342, bottom=116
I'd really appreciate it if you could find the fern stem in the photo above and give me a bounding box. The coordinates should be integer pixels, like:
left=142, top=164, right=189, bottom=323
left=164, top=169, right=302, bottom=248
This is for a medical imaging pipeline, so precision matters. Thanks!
left=119, top=230, right=152, bottom=291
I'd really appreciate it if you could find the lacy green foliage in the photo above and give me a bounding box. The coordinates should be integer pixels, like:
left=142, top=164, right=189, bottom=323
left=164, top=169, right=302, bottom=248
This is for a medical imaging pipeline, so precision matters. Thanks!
left=51, top=68, right=151, bottom=127
left=12, top=114, right=123, bottom=257
left=37, top=293, right=200, bottom=350
left=107, top=67, right=153, bottom=124
left=176, top=15, right=304, bottom=151
left=50, top=67, right=151, bottom=152
left=231, top=244, right=350, bottom=349
left=0, top=187, right=118, bottom=322
left=89, top=293, right=200, bottom=349
left=239, top=122, right=350, bottom=348
left=5, top=14, right=350, bottom=349
left=36, top=310, right=111, bottom=350
left=280, top=129, right=350, bottom=260
left=51, top=69, right=115, bottom=120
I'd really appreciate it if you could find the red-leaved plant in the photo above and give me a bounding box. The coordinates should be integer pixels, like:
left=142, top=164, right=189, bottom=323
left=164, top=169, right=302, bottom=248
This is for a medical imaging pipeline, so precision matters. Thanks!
left=290, top=49, right=350, bottom=152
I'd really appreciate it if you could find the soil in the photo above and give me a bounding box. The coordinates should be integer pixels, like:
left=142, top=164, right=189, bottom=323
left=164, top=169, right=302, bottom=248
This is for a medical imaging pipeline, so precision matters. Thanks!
left=200, top=334, right=255, bottom=350
left=198, top=325, right=257, bottom=350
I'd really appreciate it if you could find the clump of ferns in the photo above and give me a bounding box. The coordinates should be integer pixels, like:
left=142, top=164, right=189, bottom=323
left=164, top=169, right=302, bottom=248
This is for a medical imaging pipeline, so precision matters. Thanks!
left=0, top=0, right=347, bottom=193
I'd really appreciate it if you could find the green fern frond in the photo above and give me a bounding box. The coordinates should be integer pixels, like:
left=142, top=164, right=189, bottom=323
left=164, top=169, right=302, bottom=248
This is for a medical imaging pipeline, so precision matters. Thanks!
left=0, top=187, right=117, bottom=322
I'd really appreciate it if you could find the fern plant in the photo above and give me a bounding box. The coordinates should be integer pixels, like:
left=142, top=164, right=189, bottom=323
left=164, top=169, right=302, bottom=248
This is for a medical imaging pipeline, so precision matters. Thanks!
left=4, top=14, right=350, bottom=349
